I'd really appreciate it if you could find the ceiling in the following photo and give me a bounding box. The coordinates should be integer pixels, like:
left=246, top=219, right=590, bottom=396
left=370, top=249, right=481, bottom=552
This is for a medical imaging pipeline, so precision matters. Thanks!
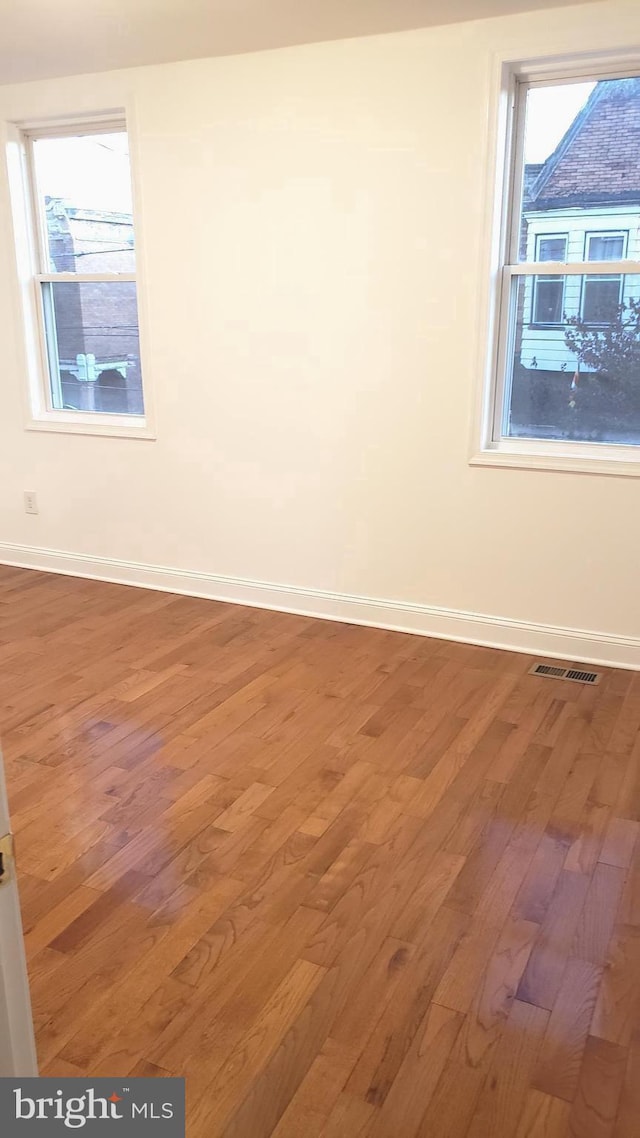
left=0, top=0, right=601, bottom=85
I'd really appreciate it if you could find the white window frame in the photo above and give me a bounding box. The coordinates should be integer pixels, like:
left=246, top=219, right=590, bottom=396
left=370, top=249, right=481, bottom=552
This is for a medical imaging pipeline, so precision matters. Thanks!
left=532, top=235, right=568, bottom=327
left=472, top=52, right=640, bottom=478
left=585, top=230, right=628, bottom=262
left=537, top=234, right=569, bottom=262
left=580, top=230, right=628, bottom=324
left=5, top=112, right=155, bottom=439
left=580, top=272, right=624, bottom=325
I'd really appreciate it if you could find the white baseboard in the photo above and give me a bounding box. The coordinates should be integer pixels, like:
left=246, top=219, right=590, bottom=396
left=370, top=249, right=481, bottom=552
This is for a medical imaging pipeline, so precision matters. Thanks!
left=0, top=541, right=638, bottom=671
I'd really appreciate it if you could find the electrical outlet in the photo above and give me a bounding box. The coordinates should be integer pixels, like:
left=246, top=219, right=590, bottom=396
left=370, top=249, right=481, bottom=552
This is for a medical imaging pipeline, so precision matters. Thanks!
left=24, top=492, right=38, bottom=515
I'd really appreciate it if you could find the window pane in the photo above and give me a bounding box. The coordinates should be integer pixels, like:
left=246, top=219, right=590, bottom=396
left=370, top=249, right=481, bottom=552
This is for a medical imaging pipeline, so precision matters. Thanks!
left=518, top=78, right=640, bottom=262
left=32, top=132, right=135, bottom=273
left=533, top=278, right=564, bottom=324
left=505, top=274, right=640, bottom=445
left=588, top=234, right=625, bottom=261
left=582, top=277, right=622, bottom=324
left=42, top=281, right=143, bottom=415
left=537, top=237, right=567, bottom=262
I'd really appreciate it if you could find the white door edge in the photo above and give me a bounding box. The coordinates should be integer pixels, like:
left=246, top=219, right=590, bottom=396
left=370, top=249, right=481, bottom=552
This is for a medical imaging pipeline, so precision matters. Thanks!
left=0, top=754, right=38, bottom=1077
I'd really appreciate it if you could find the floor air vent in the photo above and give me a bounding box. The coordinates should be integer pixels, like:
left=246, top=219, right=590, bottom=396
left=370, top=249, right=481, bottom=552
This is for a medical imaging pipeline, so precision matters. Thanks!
left=528, top=662, right=602, bottom=685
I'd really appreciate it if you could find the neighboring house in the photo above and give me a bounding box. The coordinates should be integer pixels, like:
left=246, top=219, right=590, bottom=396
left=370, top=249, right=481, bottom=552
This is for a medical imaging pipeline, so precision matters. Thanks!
left=46, top=198, right=142, bottom=413
left=520, top=77, right=640, bottom=375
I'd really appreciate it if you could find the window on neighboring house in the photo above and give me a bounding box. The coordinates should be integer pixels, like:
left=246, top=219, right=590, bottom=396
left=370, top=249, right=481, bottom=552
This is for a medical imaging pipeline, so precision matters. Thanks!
left=587, top=232, right=626, bottom=261
left=8, top=118, right=150, bottom=436
left=476, top=65, right=640, bottom=474
left=532, top=235, right=568, bottom=324
left=581, top=231, right=627, bottom=324
left=538, top=236, right=568, bottom=261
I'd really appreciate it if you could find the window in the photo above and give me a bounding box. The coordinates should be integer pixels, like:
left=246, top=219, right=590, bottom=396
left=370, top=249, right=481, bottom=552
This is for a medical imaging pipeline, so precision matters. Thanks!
left=582, top=277, right=623, bottom=324
left=581, top=232, right=627, bottom=325
left=586, top=233, right=626, bottom=261
left=9, top=118, right=151, bottom=436
left=538, top=236, right=568, bottom=261
left=477, top=65, right=640, bottom=474
left=532, top=235, right=568, bottom=325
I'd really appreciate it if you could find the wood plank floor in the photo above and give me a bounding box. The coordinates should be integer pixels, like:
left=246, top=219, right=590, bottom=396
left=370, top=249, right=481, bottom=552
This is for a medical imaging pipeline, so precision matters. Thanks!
left=1, top=564, right=639, bottom=1137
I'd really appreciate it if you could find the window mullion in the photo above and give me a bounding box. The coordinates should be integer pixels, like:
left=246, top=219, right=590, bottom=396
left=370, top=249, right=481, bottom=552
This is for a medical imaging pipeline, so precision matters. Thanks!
left=24, top=117, right=126, bottom=141
left=506, top=79, right=530, bottom=264
left=23, top=135, right=49, bottom=276
left=491, top=266, right=520, bottom=442
left=505, top=261, right=640, bottom=276
left=37, top=273, right=137, bottom=284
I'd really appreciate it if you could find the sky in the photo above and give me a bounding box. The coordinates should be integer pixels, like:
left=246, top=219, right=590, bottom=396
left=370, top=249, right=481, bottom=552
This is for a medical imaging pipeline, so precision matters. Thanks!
left=524, top=82, right=595, bottom=164
left=33, top=132, right=133, bottom=212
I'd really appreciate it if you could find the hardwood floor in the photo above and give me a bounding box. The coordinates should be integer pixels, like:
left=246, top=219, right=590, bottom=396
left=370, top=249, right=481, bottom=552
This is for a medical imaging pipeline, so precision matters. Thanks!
left=1, top=564, right=639, bottom=1137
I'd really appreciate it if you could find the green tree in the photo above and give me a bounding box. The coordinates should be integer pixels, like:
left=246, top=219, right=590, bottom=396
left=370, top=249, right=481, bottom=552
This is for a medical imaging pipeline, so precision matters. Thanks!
left=564, top=298, right=640, bottom=401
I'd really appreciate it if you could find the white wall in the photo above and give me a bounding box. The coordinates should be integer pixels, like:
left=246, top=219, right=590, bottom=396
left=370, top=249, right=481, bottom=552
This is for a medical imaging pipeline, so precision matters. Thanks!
left=0, top=0, right=639, bottom=665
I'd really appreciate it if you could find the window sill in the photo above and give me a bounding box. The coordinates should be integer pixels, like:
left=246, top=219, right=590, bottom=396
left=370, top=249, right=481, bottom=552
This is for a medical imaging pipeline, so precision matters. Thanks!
left=25, top=413, right=156, bottom=441
left=470, top=443, right=640, bottom=478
